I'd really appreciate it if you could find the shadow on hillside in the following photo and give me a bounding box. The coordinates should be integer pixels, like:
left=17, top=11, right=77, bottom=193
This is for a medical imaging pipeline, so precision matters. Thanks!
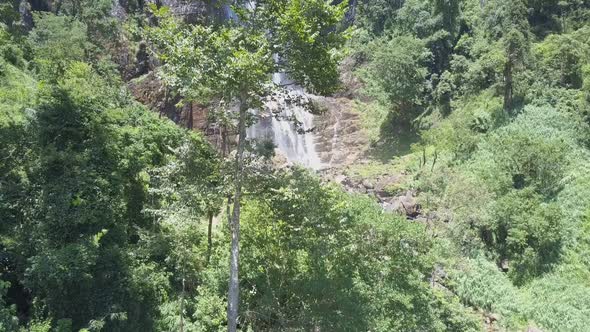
left=365, top=111, right=421, bottom=162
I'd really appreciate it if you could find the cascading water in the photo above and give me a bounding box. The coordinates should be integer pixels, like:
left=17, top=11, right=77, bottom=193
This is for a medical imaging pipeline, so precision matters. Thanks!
left=217, top=5, right=325, bottom=170
left=246, top=71, right=325, bottom=170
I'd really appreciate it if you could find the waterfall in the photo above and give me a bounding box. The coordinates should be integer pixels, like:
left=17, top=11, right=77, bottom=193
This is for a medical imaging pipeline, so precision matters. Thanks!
left=246, top=70, right=324, bottom=170
left=218, top=6, right=324, bottom=170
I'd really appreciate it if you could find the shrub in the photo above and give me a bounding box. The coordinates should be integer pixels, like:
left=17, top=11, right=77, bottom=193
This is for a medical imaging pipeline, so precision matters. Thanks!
left=472, top=105, right=578, bottom=197
left=361, top=35, right=431, bottom=118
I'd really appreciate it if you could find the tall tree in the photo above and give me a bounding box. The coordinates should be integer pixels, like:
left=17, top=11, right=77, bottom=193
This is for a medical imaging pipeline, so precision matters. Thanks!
left=484, top=0, right=530, bottom=113
left=146, top=2, right=348, bottom=330
left=432, top=0, right=460, bottom=39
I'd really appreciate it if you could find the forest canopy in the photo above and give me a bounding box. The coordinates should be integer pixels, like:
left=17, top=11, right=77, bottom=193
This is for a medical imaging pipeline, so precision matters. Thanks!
left=2, top=0, right=590, bottom=331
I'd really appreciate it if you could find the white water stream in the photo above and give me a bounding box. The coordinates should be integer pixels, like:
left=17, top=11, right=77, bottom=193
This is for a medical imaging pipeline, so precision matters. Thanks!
left=246, top=72, right=325, bottom=170
left=218, top=4, right=326, bottom=170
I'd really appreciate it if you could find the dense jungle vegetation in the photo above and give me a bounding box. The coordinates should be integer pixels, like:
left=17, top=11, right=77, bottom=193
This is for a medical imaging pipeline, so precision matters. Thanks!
left=1, top=0, right=590, bottom=331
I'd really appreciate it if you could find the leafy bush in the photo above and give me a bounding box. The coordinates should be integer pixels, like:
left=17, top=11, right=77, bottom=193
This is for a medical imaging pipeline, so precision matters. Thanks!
left=534, top=32, right=588, bottom=88
left=238, top=169, right=479, bottom=331
left=487, top=189, right=564, bottom=282
left=524, top=266, right=590, bottom=331
left=423, top=90, right=504, bottom=160
left=359, top=35, right=431, bottom=121
left=28, top=13, right=89, bottom=79
left=0, top=281, right=18, bottom=331
left=471, top=105, right=579, bottom=196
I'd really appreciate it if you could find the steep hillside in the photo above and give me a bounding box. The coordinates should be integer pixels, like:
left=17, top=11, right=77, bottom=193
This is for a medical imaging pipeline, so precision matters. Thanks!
left=2, top=1, right=590, bottom=331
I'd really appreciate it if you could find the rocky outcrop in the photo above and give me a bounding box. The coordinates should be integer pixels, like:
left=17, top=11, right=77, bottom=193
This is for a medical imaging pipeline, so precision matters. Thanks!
left=327, top=171, right=404, bottom=195
left=128, top=72, right=210, bottom=132
left=382, top=190, right=420, bottom=218
left=28, top=0, right=51, bottom=11
left=146, top=0, right=209, bottom=23
left=128, top=72, right=182, bottom=120
left=328, top=172, right=423, bottom=219
left=313, top=96, right=368, bottom=167
left=111, top=0, right=227, bottom=24
left=18, top=1, right=33, bottom=30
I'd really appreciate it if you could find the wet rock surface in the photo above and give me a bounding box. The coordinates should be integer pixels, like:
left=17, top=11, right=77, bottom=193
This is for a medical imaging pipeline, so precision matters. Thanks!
left=313, top=97, right=368, bottom=168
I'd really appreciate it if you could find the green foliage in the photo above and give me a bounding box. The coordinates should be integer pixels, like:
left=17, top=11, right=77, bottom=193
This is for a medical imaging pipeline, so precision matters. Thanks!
left=487, top=189, right=564, bottom=282
left=394, top=0, right=436, bottom=38
left=238, top=169, right=479, bottom=331
left=0, top=56, right=220, bottom=330
left=149, top=23, right=272, bottom=104
left=28, top=13, right=90, bottom=80
left=423, top=90, right=504, bottom=159
left=454, top=257, right=525, bottom=329
left=534, top=31, right=589, bottom=88
left=0, top=21, right=27, bottom=71
left=0, top=281, right=18, bottom=331
left=275, top=0, right=348, bottom=94
left=3, top=0, right=590, bottom=331
left=432, top=0, right=461, bottom=38
left=362, top=35, right=431, bottom=116
left=352, top=0, right=590, bottom=330
left=148, top=0, right=347, bottom=101
left=0, top=3, right=20, bottom=29
left=471, top=105, right=579, bottom=196
left=356, top=0, right=405, bottom=35
left=54, top=0, right=116, bottom=38
left=445, top=38, right=506, bottom=98
left=454, top=255, right=590, bottom=331
left=523, top=265, right=590, bottom=331
left=27, top=319, right=53, bottom=332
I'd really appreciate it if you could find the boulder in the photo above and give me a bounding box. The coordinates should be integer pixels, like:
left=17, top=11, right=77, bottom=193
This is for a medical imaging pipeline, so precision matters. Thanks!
left=500, top=259, right=509, bottom=272
left=362, top=180, right=374, bottom=190
left=384, top=190, right=420, bottom=218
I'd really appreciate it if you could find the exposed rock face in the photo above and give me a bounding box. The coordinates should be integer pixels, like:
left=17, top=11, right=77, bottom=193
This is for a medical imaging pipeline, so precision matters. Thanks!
left=110, top=0, right=129, bottom=20
left=247, top=89, right=325, bottom=169
left=128, top=72, right=210, bottom=132
left=313, top=96, right=368, bottom=168
left=500, top=259, right=509, bottom=272
left=116, top=0, right=367, bottom=172
left=246, top=86, right=369, bottom=171
left=110, top=0, right=229, bottom=24
left=146, top=0, right=209, bottom=23
left=133, top=42, right=150, bottom=77
left=18, top=0, right=33, bottom=30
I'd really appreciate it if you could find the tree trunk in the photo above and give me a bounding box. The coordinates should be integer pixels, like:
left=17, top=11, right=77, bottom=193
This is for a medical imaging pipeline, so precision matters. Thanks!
left=207, top=211, right=213, bottom=264
left=188, top=102, right=194, bottom=130
left=221, top=125, right=228, bottom=157
left=227, top=93, right=248, bottom=332
left=503, top=60, right=513, bottom=114
left=180, top=276, right=185, bottom=332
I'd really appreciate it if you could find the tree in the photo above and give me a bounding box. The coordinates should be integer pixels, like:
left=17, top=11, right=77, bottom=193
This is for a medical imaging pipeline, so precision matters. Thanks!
left=356, top=0, right=405, bottom=35
left=0, top=281, right=18, bottom=331
left=534, top=32, right=587, bottom=88
left=363, top=35, right=431, bottom=117
left=146, top=2, right=348, bottom=330
left=237, top=168, right=480, bottom=331
left=483, top=0, right=530, bottom=113
left=28, top=13, right=89, bottom=80
left=432, top=0, right=460, bottom=39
